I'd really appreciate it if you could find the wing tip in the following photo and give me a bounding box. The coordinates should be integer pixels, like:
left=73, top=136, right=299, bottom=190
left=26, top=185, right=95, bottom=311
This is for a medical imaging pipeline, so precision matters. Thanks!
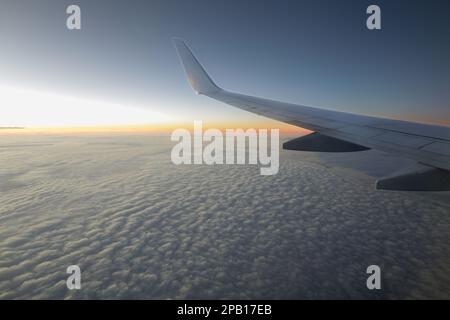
left=171, top=37, right=186, bottom=47
left=172, top=37, right=221, bottom=95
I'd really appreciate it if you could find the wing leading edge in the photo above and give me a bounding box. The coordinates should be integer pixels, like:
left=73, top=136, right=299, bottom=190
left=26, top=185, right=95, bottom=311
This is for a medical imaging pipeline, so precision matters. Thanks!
left=173, top=38, right=450, bottom=191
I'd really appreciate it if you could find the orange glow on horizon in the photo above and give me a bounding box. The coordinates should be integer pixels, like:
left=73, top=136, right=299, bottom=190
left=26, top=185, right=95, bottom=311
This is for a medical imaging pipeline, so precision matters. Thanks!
left=0, top=120, right=310, bottom=136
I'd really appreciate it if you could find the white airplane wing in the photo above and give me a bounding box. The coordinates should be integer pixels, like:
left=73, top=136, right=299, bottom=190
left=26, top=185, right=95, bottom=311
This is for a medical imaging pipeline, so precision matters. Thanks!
left=173, top=38, right=450, bottom=191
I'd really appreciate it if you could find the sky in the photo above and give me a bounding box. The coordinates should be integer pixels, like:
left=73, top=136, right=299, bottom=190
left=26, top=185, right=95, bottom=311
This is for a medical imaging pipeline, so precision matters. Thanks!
left=0, top=0, right=449, bottom=129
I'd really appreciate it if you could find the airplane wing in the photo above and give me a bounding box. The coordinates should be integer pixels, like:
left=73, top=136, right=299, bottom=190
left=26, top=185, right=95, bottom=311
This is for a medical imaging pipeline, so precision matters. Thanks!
left=173, top=38, right=450, bottom=191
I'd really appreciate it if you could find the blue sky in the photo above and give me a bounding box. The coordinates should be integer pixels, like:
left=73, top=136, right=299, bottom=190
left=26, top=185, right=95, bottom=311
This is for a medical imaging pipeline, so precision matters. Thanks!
left=0, top=0, right=449, bottom=126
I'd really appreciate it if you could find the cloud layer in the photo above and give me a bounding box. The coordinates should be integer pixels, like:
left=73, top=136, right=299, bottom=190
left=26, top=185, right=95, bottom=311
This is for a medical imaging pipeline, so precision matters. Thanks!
left=0, top=135, right=449, bottom=299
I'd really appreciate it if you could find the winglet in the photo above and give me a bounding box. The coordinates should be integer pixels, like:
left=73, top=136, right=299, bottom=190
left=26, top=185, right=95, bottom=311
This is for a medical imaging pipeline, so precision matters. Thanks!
left=172, top=38, right=221, bottom=95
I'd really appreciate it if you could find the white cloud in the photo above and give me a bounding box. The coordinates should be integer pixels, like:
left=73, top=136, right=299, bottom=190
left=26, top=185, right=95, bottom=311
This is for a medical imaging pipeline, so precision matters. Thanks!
left=0, top=135, right=449, bottom=299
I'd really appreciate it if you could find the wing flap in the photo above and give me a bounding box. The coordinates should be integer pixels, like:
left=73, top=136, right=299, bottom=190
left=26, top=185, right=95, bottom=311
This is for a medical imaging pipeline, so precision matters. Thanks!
left=371, top=132, right=434, bottom=148
left=376, top=163, right=450, bottom=191
left=421, top=142, right=450, bottom=157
